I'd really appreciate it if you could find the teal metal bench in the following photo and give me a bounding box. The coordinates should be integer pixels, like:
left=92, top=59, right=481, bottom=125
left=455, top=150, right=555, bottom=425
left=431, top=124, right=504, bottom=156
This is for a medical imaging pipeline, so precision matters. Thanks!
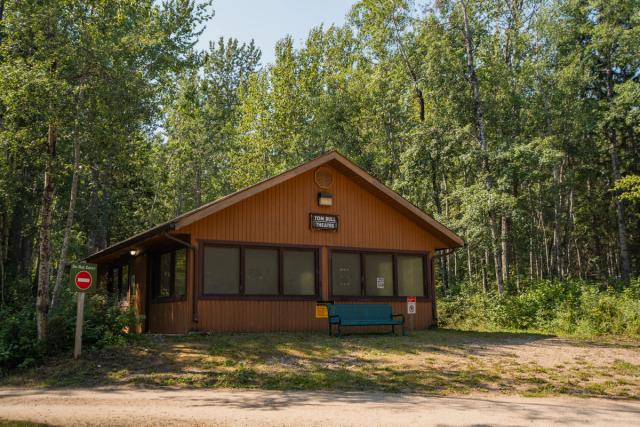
left=327, top=303, right=405, bottom=336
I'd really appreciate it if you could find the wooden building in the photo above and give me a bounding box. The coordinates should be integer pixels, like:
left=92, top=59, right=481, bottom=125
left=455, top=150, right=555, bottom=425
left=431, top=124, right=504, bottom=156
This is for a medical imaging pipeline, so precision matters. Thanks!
left=87, top=151, right=463, bottom=334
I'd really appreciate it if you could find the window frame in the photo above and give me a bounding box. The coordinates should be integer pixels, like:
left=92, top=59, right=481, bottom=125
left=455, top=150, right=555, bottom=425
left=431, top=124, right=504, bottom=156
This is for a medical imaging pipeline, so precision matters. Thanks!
left=329, top=247, right=430, bottom=301
left=151, top=248, right=188, bottom=303
left=199, top=241, right=320, bottom=300
left=108, top=262, right=131, bottom=302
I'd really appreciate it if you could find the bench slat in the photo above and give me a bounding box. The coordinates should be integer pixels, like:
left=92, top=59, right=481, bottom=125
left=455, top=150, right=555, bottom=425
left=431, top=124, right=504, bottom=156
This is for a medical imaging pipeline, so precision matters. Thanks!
left=327, top=303, right=405, bottom=336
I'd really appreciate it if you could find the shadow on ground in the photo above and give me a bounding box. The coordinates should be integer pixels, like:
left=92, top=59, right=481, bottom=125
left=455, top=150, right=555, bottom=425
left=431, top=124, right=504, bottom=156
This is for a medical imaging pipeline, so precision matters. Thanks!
left=1, top=328, right=638, bottom=400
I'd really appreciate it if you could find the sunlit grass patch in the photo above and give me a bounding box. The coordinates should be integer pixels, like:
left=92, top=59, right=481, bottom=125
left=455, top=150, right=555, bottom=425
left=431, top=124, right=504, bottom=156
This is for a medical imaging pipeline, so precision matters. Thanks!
left=612, top=359, right=640, bottom=375
left=2, top=328, right=638, bottom=399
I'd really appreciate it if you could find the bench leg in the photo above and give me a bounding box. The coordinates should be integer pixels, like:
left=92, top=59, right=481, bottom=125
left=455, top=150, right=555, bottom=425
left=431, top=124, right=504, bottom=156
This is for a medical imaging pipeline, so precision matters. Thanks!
left=392, top=325, right=395, bottom=336
left=338, top=324, right=342, bottom=338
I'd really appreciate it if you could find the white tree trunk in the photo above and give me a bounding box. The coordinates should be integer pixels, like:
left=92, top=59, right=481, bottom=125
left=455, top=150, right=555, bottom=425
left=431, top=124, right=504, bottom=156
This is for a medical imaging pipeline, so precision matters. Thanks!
left=50, top=136, right=81, bottom=312
left=36, top=124, right=56, bottom=341
left=460, top=0, right=504, bottom=293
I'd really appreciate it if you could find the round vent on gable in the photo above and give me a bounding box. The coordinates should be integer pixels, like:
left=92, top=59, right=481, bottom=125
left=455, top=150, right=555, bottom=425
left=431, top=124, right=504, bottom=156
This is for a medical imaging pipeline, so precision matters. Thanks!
left=314, top=167, right=333, bottom=189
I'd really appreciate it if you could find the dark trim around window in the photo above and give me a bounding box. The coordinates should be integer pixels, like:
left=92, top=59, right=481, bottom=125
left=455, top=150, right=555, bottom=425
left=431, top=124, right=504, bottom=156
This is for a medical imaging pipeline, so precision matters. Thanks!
left=199, top=240, right=321, bottom=300
left=150, top=248, right=188, bottom=303
left=107, top=261, right=131, bottom=302
left=329, top=247, right=430, bottom=301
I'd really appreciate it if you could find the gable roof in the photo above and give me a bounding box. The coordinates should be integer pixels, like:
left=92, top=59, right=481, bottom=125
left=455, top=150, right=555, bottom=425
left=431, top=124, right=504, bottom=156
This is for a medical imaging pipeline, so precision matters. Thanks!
left=87, top=150, right=463, bottom=262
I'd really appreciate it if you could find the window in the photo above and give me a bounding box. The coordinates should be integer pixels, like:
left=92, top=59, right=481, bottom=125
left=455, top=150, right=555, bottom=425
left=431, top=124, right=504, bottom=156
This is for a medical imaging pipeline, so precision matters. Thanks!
left=153, top=248, right=188, bottom=300
left=364, top=254, right=393, bottom=297
left=397, top=255, right=425, bottom=296
left=331, top=252, right=361, bottom=296
left=112, top=266, right=121, bottom=294
left=202, top=243, right=318, bottom=297
left=203, top=246, right=239, bottom=294
left=174, top=249, right=187, bottom=297
left=331, top=250, right=427, bottom=298
left=159, top=253, right=172, bottom=297
left=121, top=265, right=129, bottom=299
left=245, top=248, right=278, bottom=295
left=283, top=250, right=316, bottom=295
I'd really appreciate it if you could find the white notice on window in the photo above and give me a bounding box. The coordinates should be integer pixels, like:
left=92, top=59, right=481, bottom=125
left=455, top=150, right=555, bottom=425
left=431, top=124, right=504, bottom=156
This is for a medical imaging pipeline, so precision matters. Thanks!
left=376, top=277, right=384, bottom=288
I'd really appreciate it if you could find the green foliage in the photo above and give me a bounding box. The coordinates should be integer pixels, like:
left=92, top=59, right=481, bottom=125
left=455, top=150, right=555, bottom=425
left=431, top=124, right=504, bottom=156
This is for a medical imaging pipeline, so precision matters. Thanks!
left=0, top=284, right=143, bottom=375
left=439, top=279, right=640, bottom=337
left=0, top=305, right=42, bottom=372
left=614, top=175, right=640, bottom=203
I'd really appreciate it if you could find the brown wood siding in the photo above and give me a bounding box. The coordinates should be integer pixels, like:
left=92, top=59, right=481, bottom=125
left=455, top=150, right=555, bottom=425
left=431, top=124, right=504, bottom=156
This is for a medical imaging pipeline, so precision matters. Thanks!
left=195, top=300, right=431, bottom=332
left=162, top=165, right=441, bottom=334
left=182, top=165, right=446, bottom=250
left=148, top=301, right=190, bottom=334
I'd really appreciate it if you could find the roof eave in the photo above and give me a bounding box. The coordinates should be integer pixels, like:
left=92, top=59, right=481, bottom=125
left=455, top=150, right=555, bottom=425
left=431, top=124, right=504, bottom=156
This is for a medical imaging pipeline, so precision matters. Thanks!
left=84, top=221, right=176, bottom=263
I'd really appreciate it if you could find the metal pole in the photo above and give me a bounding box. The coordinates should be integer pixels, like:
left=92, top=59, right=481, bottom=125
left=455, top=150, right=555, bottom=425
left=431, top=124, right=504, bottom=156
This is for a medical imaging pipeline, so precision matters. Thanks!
left=73, top=292, right=85, bottom=359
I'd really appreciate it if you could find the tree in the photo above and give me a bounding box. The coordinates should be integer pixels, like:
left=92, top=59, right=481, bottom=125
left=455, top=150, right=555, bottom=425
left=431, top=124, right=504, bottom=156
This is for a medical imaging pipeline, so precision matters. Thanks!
left=0, top=0, right=212, bottom=340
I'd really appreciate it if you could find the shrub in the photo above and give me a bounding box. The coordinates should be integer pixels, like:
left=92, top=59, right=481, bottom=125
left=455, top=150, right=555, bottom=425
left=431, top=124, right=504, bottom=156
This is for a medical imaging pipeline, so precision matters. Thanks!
left=0, top=282, right=144, bottom=375
left=0, top=306, right=44, bottom=371
left=438, top=279, right=640, bottom=338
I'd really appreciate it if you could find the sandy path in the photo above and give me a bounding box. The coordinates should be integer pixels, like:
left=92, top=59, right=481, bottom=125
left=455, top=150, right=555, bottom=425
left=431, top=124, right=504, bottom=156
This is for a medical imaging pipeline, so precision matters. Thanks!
left=1, top=387, right=639, bottom=426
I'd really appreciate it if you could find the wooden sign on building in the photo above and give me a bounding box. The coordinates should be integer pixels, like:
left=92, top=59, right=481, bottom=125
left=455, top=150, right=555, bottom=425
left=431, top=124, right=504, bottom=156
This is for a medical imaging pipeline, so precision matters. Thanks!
left=310, top=213, right=338, bottom=231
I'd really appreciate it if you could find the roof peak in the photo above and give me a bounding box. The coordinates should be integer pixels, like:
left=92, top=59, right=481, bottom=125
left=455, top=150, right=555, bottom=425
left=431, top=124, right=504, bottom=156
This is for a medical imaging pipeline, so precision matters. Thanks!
left=87, top=151, right=463, bottom=262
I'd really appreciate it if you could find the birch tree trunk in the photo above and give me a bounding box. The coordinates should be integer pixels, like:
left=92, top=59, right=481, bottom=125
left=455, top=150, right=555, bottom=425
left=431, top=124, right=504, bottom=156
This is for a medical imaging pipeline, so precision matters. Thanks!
left=50, top=135, right=81, bottom=312
left=482, top=250, right=489, bottom=293
left=0, top=0, right=5, bottom=306
left=606, top=67, right=630, bottom=284
left=501, top=215, right=509, bottom=282
left=36, top=123, right=57, bottom=341
left=460, top=0, right=504, bottom=293
left=466, top=243, right=473, bottom=286
left=0, top=213, right=5, bottom=307
left=609, top=129, right=631, bottom=284
left=390, top=5, right=425, bottom=122
left=194, top=159, right=202, bottom=207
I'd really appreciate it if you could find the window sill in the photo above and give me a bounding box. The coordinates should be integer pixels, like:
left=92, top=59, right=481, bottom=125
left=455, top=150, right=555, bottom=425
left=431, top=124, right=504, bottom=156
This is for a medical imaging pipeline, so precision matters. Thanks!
left=330, top=296, right=431, bottom=302
left=199, top=294, right=319, bottom=301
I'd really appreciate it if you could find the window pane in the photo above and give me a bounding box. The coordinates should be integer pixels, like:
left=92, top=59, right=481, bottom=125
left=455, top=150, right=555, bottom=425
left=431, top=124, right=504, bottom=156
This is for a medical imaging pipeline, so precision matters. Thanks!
left=283, top=250, right=315, bottom=295
left=121, top=265, right=129, bottom=295
left=364, top=254, right=393, bottom=296
left=175, top=249, right=187, bottom=297
left=398, top=255, right=424, bottom=296
left=203, top=246, right=240, bottom=294
left=332, top=252, right=361, bottom=296
left=244, top=248, right=278, bottom=295
left=159, top=253, right=172, bottom=297
left=111, top=267, right=120, bottom=294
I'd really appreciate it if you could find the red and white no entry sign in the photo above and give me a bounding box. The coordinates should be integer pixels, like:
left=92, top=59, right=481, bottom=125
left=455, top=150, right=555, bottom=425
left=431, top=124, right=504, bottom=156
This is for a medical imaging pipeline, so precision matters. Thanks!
left=70, top=261, right=97, bottom=359
left=74, top=270, right=93, bottom=291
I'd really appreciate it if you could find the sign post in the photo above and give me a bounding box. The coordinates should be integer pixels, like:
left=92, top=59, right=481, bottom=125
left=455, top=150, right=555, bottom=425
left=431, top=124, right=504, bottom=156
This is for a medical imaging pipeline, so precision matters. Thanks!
left=407, top=296, right=416, bottom=334
left=70, top=262, right=97, bottom=359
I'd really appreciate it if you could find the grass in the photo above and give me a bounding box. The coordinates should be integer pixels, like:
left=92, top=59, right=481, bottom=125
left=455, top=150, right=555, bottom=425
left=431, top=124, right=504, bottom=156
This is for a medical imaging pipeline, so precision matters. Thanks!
left=1, top=328, right=639, bottom=399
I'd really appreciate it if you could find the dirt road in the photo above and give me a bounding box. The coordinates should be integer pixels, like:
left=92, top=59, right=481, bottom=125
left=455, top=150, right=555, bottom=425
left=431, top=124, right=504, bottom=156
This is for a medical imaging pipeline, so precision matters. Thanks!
left=1, top=387, right=639, bottom=426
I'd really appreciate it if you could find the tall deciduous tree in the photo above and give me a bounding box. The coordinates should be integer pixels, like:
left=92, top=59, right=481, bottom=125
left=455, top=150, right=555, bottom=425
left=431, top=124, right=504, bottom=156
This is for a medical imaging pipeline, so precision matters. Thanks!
left=0, top=0, right=212, bottom=340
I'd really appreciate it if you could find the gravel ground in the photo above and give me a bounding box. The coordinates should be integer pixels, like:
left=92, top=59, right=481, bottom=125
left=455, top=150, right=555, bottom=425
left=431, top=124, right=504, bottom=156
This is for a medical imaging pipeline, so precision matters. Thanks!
left=1, top=387, right=639, bottom=426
